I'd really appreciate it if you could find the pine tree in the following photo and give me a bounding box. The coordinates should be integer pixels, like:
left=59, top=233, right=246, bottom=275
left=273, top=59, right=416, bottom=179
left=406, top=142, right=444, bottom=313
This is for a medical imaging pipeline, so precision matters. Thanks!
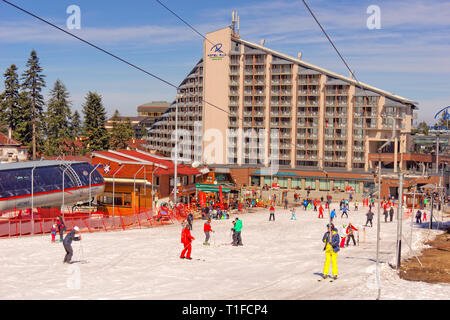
left=0, top=64, right=21, bottom=134
left=82, top=91, right=109, bottom=152
left=417, top=121, right=429, bottom=135
left=71, top=110, right=82, bottom=138
left=44, top=79, right=72, bottom=156
left=20, top=50, right=46, bottom=159
left=137, top=122, right=148, bottom=139
left=110, top=110, right=134, bottom=150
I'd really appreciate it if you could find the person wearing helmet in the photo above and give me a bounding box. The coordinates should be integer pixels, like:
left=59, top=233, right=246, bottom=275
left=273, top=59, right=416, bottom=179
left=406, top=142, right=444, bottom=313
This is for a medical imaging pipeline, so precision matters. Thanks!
left=321, top=223, right=340, bottom=280
left=63, top=226, right=82, bottom=264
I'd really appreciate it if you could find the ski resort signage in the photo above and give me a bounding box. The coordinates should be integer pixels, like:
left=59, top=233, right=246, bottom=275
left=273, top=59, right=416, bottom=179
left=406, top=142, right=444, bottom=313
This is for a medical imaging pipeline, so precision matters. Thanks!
left=208, top=43, right=226, bottom=60
left=430, top=106, right=450, bottom=133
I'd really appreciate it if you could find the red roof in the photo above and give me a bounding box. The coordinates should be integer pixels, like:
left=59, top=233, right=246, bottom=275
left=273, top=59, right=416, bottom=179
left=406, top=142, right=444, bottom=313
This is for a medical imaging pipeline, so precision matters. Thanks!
left=0, top=132, right=21, bottom=146
left=127, top=138, right=148, bottom=150
left=91, top=149, right=200, bottom=179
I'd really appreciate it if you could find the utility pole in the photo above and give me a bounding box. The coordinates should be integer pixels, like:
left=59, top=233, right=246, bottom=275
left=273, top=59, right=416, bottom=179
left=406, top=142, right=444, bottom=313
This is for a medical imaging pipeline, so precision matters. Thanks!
left=429, top=194, right=434, bottom=229
left=396, top=173, right=404, bottom=269
left=436, top=134, right=440, bottom=174
left=410, top=188, right=416, bottom=248
left=174, top=93, right=180, bottom=206
left=376, top=160, right=381, bottom=300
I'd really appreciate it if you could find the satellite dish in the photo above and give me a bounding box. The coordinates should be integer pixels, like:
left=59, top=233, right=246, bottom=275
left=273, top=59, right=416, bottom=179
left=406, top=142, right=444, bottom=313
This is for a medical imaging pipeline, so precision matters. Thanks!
left=192, top=161, right=201, bottom=168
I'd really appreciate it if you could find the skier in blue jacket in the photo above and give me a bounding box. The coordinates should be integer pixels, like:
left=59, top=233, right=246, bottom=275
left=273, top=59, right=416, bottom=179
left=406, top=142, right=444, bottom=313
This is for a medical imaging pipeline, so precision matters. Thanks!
left=330, top=209, right=336, bottom=222
left=303, top=199, right=309, bottom=210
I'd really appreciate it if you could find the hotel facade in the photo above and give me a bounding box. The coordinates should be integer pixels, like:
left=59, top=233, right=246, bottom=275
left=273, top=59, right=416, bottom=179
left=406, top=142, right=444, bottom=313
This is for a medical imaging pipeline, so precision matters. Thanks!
left=146, top=23, right=449, bottom=197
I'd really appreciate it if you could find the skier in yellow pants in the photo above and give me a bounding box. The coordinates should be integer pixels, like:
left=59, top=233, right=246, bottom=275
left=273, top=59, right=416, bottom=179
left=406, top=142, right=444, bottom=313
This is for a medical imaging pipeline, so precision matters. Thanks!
left=322, top=224, right=340, bottom=280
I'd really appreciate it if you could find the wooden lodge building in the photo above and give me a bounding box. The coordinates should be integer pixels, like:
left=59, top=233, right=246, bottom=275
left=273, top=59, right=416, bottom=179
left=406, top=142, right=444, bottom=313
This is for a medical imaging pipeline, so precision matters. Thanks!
left=91, top=149, right=209, bottom=215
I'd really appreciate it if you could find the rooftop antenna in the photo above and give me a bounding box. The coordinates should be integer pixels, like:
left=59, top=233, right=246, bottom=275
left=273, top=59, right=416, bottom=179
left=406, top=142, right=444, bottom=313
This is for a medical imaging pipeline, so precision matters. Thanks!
left=231, top=10, right=240, bottom=36
left=231, top=10, right=236, bottom=33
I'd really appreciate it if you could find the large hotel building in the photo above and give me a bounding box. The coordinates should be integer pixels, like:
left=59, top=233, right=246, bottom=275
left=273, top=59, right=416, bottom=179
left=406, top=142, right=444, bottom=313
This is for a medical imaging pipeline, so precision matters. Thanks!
left=146, top=22, right=449, bottom=198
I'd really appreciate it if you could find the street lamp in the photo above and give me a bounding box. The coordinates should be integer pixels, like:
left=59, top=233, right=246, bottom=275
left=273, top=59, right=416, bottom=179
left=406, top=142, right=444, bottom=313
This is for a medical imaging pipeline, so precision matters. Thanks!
left=31, top=164, right=37, bottom=235
left=62, top=164, right=71, bottom=220
left=88, top=163, right=100, bottom=218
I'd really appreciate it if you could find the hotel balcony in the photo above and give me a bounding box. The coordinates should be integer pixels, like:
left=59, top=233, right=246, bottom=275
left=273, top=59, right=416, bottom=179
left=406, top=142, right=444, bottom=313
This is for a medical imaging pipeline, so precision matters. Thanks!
left=326, top=89, right=348, bottom=95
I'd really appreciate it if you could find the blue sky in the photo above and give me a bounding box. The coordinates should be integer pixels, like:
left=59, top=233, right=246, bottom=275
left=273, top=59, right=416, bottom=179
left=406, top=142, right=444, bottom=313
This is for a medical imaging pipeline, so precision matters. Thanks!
left=0, top=0, right=449, bottom=123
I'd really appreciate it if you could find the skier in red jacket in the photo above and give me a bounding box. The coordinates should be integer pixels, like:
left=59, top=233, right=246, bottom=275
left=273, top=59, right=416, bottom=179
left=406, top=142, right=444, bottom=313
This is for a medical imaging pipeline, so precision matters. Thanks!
left=345, top=223, right=358, bottom=247
left=318, top=205, right=324, bottom=218
left=180, top=225, right=195, bottom=260
left=203, top=219, right=214, bottom=246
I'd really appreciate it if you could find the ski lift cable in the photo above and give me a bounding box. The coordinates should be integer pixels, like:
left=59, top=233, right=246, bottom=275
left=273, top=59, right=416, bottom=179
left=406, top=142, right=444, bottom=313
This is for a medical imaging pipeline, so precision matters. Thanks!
left=0, top=0, right=236, bottom=119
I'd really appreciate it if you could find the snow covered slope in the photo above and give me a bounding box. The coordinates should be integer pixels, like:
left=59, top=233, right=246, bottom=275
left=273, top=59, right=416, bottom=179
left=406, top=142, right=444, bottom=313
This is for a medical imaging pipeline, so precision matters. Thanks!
left=0, top=205, right=448, bottom=300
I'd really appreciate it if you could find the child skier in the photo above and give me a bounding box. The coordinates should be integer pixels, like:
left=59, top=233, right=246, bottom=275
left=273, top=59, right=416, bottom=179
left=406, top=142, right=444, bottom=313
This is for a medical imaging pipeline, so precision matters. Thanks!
left=321, top=224, right=340, bottom=280
left=203, top=219, right=214, bottom=246
left=269, top=205, right=275, bottom=221
left=50, top=225, right=57, bottom=243
left=290, top=207, right=296, bottom=220
left=180, top=224, right=195, bottom=259
left=62, top=226, right=81, bottom=264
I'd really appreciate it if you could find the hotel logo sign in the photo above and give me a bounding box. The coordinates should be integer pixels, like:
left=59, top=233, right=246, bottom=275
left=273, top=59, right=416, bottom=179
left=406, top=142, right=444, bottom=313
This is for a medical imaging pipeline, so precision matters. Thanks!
left=208, top=43, right=226, bottom=60
left=430, top=106, right=450, bottom=132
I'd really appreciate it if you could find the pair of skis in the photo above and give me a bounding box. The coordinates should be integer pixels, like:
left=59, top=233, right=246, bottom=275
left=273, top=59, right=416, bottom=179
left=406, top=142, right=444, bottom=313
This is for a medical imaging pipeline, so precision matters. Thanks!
left=318, top=276, right=338, bottom=282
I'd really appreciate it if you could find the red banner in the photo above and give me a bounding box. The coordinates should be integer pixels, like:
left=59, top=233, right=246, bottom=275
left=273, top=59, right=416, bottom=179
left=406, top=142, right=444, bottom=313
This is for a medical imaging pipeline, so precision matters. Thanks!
left=199, top=191, right=207, bottom=208
left=219, top=186, right=224, bottom=210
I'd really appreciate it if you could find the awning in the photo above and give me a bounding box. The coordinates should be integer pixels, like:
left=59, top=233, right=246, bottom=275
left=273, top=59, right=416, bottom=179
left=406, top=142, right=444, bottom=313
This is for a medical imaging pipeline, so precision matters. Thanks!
left=196, top=183, right=232, bottom=193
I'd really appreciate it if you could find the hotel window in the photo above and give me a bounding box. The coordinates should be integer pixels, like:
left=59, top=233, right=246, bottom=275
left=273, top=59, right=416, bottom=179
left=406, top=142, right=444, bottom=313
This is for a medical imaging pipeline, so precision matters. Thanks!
left=305, top=178, right=315, bottom=190
left=319, top=180, right=330, bottom=191
left=333, top=180, right=345, bottom=191
left=278, top=177, right=288, bottom=188
left=99, top=192, right=131, bottom=207
left=348, top=181, right=360, bottom=193
left=124, top=193, right=132, bottom=207
left=291, top=178, right=302, bottom=189
left=251, top=176, right=260, bottom=186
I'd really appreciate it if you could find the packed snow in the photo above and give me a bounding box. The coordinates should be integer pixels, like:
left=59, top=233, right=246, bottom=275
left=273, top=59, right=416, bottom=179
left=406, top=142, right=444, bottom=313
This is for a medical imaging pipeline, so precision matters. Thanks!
left=0, top=203, right=448, bottom=300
